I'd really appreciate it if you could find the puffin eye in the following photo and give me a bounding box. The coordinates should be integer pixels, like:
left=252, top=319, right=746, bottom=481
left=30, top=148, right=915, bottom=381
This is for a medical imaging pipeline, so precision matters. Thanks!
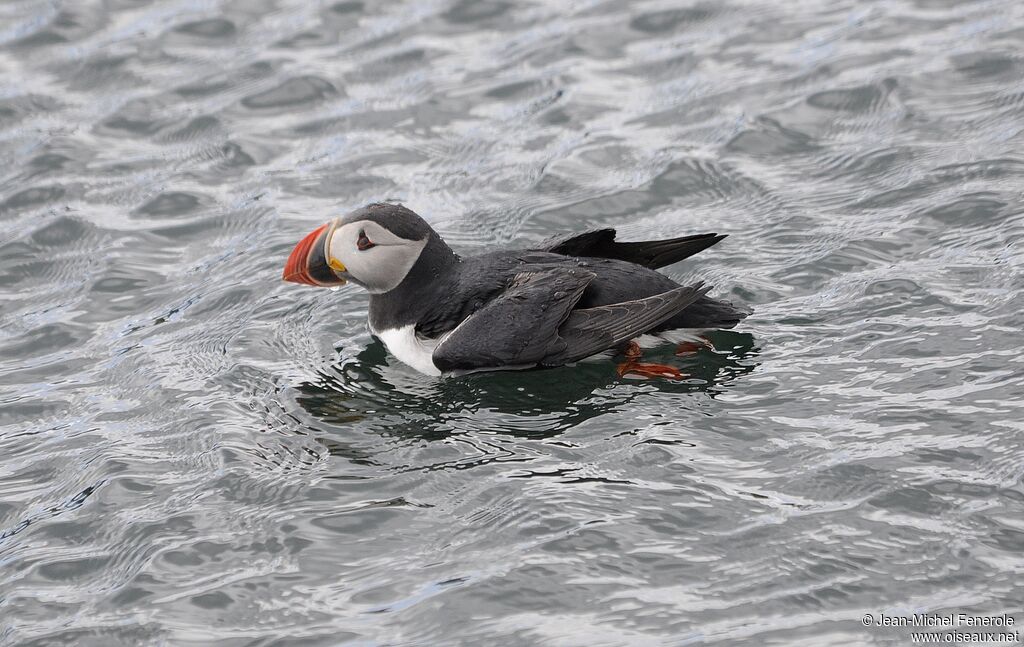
left=356, top=230, right=375, bottom=251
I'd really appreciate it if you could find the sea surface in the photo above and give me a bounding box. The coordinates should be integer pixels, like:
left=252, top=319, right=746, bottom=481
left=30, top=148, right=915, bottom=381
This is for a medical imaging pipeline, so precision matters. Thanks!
left=2, top=0, right=1023, bottom=645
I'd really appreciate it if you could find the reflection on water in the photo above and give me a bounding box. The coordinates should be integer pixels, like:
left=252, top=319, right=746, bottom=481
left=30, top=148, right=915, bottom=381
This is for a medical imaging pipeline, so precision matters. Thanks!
left=294, top=331, right=761, bottom=441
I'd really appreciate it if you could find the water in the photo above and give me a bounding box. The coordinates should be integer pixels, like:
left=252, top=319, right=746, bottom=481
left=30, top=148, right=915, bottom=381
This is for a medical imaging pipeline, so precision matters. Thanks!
left=2, top=0, right=1023, bottom=644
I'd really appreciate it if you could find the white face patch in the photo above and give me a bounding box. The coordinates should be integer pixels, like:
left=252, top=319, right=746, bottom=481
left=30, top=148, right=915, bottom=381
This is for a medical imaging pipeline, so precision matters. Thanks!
left=328, top=220, right=428, bottom=294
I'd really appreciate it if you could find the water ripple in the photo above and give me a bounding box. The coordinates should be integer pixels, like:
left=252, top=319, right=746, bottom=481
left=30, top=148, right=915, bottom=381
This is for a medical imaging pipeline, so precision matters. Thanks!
left=2, top=0, right=1024, bottom=644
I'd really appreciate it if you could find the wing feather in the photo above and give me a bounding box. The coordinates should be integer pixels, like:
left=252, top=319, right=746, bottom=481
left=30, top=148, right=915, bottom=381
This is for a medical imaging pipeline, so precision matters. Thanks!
left=537, top=228, right=726, bottom=269
left=432, top=268, right=595, bottom=373
left=544, top=282, right=712, bottom=366
left=433, top=268, right=714, bottom=373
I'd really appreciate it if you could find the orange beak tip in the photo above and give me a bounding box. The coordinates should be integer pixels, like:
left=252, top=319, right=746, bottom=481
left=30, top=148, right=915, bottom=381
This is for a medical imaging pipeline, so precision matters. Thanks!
left=282, top=223, right=329, bottom=286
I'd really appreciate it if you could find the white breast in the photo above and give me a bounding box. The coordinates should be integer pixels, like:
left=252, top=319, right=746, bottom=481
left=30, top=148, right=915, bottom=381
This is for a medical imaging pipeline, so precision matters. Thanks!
left=371, top=324, right=442, bottom=376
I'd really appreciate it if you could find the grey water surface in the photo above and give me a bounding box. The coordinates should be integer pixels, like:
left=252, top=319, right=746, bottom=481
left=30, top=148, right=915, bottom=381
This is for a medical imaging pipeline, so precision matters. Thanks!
left=2, top=0, right=1024, bottom=645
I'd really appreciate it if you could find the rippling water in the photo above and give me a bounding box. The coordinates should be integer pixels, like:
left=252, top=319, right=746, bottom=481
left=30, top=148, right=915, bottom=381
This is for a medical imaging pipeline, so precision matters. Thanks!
left=2, top=0, right=1024, bottom=644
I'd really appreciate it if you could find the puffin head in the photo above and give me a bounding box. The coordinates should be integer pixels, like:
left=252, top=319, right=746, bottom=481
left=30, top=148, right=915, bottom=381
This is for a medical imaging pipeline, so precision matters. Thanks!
left=282, top=203, right=446, bottom=294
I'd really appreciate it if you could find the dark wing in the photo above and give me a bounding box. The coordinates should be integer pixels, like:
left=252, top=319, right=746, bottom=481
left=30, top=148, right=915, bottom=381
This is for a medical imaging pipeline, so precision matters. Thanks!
left=536, top=228, right=726, bottom=269
left=432, top=268, right=595, bottom=373
left=543, top=282, right=712, bottom=366
left=432, top=267, right=713, bottom=372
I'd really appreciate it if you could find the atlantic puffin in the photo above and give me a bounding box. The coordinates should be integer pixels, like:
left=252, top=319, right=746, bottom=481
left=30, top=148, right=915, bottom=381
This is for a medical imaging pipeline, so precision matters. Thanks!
left=283, top=203, right=749, bottom=378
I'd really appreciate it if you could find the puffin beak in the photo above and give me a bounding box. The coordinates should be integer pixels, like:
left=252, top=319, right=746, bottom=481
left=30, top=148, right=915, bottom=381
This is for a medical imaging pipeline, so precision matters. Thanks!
left=282, top=219, right=348, bottom=286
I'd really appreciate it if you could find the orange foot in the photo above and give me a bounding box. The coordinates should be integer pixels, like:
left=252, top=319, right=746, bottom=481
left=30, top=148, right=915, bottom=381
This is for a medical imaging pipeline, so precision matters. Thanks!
left=617, top=361, right=687, bottom=380
left=675, top=336, right=714, bottom=356
left=616, top=341, right=687, bottom=380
